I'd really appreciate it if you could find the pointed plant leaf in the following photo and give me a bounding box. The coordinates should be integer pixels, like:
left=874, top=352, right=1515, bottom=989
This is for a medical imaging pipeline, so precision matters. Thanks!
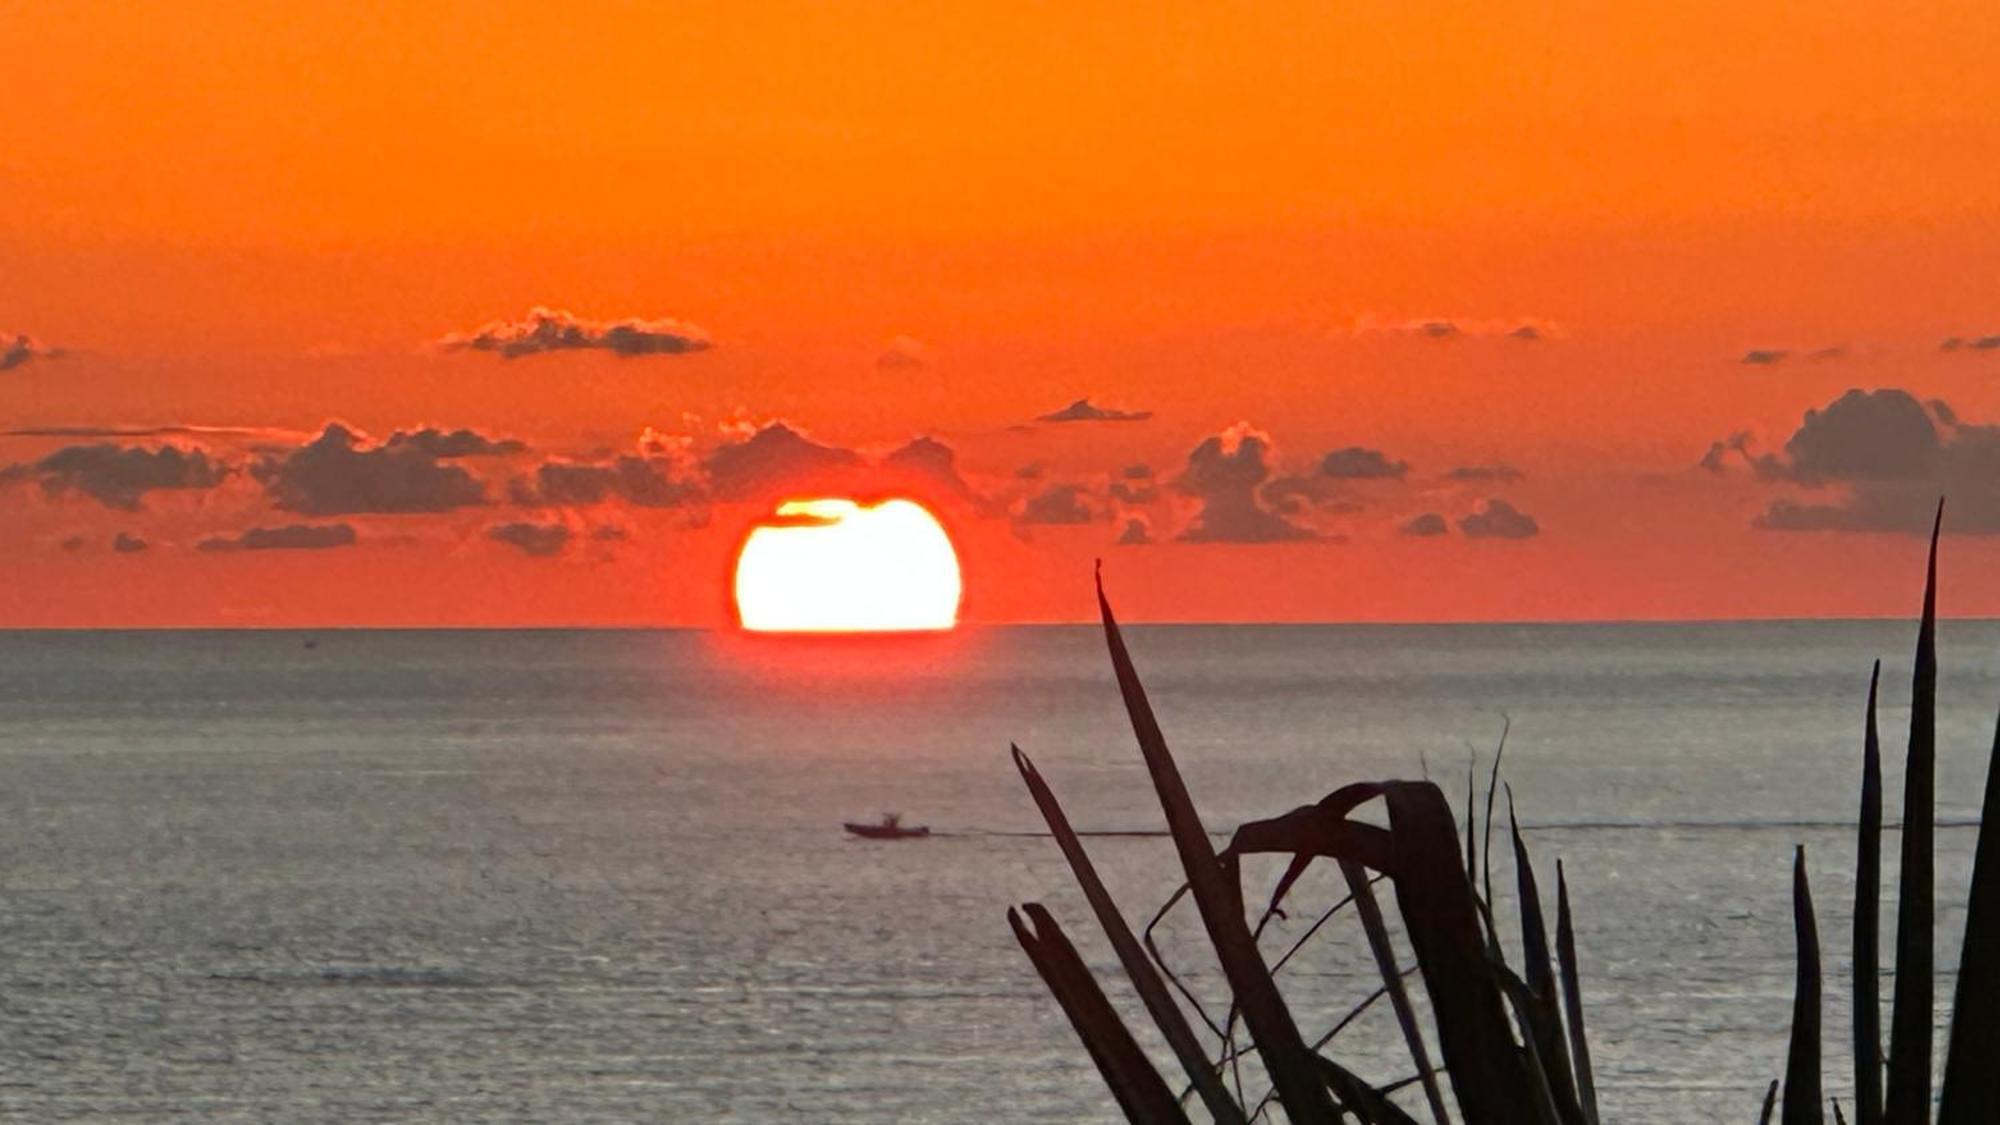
left=1783, top=847, right=1824, bottom=1125
left=1095, top=571, right=1335, bottom=1121
left=1490, top=964, right=1569, bottom=1125
left=1760, top=1080, right=1780, bottom=1125
left=1012, top=746, right=1246, bottom=1124
left=1556, top=861, right=1600, bottom=1125
left=1339, top=857, right=1452, bottom=1125
left=1009, top=904, right=1192, bottom=1125
left=1938, top=706, right=2000, bottom=1123
left=1376, top=780, right=1543, bottom=1116
left=1465, top=759, right=1478, bottom=895
left=1510, top=792, right=1586, bottom=1124
left=1854, top=662, right=1883, bottom=1125
left=1481, top=724, right=1508, bottom=929
left=1886, top=503, right=1941, bottom=1125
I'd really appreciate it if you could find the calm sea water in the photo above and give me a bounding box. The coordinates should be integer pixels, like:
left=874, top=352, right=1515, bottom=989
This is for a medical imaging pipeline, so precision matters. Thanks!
left=0, top=622, right=1993, bottom=1121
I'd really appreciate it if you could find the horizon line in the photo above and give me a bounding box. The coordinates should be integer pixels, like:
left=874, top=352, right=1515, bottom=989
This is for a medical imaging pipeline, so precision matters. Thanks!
left=1, top=613, right=1993, bottom=634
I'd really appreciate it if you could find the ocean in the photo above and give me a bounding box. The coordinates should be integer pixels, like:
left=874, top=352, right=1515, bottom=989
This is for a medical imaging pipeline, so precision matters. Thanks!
left=0, top=621, right=1992, bottom=1121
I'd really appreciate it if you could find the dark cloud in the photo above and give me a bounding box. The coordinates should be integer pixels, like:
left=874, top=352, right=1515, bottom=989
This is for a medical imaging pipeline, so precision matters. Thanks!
left=260, top=424, right=487, bottom=515
left=1018, top=484, right=1094, bottom=525
left=1259, top=474, right=1361, bottom=516
left=1401, top=512, right=1449, bottom=537
left=704, top=423, right=861, bottom=501
left=59, top=534, right=87, bottom=552
left=1459, top=499, right=1539, bottom=539
left=1015, top=462, right=1045, bottom=481
left=1740, top=344, right=1847, bottom=364
left=1943, top=335, right=2000, bottom=352
left=488, top=521, right=572, bottom=557
left=1744, top=389, right=2000, bottom=533
left=1508, top=324, right=1543, bottom=342
left=523, top=456, right=696, bottom=508
left=1117, top=517, right=1152, bottom=545
left=1109, top=479, right=1158, bottom=505
left=383, top=427, right=526, bottom=458
left=1766, top=389, right=1942, bottom=484
left=112, top=531, right=148, bottom=554
left=1699, top=431, right=1754, bottom=472
left=881, top=435, right=978, bottom=502
left=1122, top=464, right=1153, bottom=480
left=1037, top=399, right=1153, bottom=423
left=1177, top=425, right=1314, bottom=543
left=1445, top=463, right=1524, bottom=483
left=199, top=523, right=359, bottom=552
left=1, top=333, right=60, bottom=371
left=441, top=306, right=711, bottom=359
left=25, top=443, right=228, bottom=509
left=591, top=524, right=630, bottom=542
left=1319, top=446, right=1409, bottom=480
left=875, top=335, right=929, bottom=371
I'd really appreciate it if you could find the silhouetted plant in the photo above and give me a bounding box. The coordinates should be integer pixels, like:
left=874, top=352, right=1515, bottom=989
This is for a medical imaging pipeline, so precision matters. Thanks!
left=1011, top=508, right=2000, bottom=1123
left=1009, top=567, right=1598, bottom=1122
left=1774, top=507, right=2000, bottom=1124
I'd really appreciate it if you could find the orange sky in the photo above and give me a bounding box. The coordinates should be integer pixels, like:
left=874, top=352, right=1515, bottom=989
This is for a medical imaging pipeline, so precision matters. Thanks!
left=4, top=1, right=2000, bottom=626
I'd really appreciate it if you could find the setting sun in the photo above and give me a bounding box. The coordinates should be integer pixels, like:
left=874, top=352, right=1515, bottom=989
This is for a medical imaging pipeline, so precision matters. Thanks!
left=733, top=498, right=962, bottom=633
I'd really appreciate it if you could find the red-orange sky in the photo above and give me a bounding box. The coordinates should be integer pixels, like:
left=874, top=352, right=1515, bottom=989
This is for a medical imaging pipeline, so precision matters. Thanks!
left=5, top=1, right=2000, bottom=626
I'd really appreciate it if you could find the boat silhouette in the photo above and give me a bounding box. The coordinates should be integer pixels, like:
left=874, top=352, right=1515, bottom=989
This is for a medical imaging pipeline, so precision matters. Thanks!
left=842, top=812, right=931, bottom=840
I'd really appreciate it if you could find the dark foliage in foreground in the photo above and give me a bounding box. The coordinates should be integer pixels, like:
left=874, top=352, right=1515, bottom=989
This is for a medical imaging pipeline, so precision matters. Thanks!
left=1783, top=507, right=2000, bottom=1125
left=1009, top=506, right=2000, bottom=1122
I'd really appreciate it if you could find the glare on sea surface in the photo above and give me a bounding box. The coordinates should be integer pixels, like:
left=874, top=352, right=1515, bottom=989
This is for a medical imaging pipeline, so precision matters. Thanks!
left=732, top=498, right=962, bottom=633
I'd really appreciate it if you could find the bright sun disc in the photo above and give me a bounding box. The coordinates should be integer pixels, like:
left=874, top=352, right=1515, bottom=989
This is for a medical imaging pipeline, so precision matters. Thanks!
left=733, top=498, right=962, bottom=633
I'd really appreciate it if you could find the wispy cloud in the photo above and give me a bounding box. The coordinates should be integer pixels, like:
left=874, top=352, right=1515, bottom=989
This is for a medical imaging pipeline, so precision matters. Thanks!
left=2, top=424, right=310, bottom=442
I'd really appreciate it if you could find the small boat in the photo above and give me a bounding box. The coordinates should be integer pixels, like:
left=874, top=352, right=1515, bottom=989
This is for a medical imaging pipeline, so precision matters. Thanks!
left=842, top=812, right=931, bottom=840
